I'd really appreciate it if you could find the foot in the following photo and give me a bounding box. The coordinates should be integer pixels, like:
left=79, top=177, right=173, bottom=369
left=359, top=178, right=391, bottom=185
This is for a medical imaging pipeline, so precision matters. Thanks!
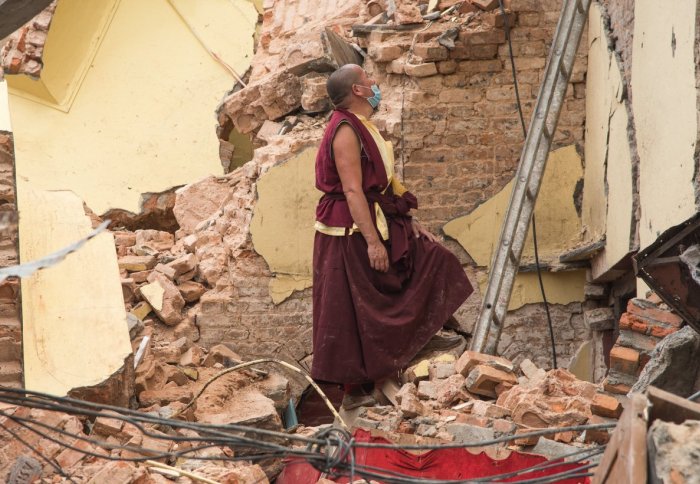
left=341, top=393, right=376, bottom=410
left=422, top=329, right=465, bottom=351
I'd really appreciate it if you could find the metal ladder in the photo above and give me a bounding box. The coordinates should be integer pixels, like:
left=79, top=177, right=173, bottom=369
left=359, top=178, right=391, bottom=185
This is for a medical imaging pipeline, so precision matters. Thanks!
left=469, top=0, right=592, bottom=355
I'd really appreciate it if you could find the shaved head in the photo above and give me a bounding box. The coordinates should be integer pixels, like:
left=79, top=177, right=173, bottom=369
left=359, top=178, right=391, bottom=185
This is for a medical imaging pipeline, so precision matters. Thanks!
left=327, top=64, right=364, bottom=108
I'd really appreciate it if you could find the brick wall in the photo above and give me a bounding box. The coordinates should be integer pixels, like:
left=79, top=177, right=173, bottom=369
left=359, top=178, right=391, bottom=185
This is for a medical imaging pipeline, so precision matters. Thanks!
left=364, top=0, right=587, bottom=233
left=0, top=132, right=22, bottom=387
left=199, top=0, right=590, bottom=373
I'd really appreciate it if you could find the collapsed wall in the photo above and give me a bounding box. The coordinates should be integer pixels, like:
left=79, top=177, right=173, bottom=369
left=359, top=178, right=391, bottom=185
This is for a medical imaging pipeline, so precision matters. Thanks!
left=186, top=0, right=595, bottom=373
left=0, top=91, right=21, bottom=388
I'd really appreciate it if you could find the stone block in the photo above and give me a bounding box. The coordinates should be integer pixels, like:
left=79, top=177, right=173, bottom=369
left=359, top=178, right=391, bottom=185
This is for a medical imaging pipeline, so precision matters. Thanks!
left=404, top=62, right=439, bottom=77
left=429, top=360, right=456, bottom=380
left=395, top=3, right=423, bottom=24
left=445, top=423, right=495, bottom=443
left=180, top=345, right=204, bottom=367
left=603, top=376, right=632, bottom=395
left=177, top=280, right=206, bottom=303
left=590, top=393, right=622, bottom=418
left=584, top=307, right=616, bottom=331
left=130, top=301, right=152, bottom=321
left=113, top=232, right=136, bottom=247
left=465, top=365, right=517, bottom=398
left=403, top=360, right=430, bottom=383
left=629, top=325, right=700, bottom=397
left=369, top=44, right=404, bottom=62
left=301, top=73, right=331, bottom=112
left=583, top=283, right=607, bottom=300
left=609, top=345, right=640, bottom=375
left=135, top=229, right=174, bottom=252
left=618, top=329, right=661, bottom=353
left=153, top=263, right=177, bottom=281
left=139, top=275, right=185, bottom=326
left=529, top=437, right=578, bottom=459
left=417, top=380, right=437, bottom=400
left=471, top=400, right=511, bottom=419
left=455, top=351, right=514, bottom=377
left=202, top=344, right=242, bottom=367
left=92, top=416, right=124, bottom=437
left=118, top=255, right=156, bottom=272
left=413, top=43, right=449, bottom=62
left=435, top=374, right=467, bottom=405
left=138, top=386, right=193, bottom=407
left=395, top=383, right=417, bottom=405
left=167, top=254, right=198, bottom=278
left=400, top=392, right=424, bottom=418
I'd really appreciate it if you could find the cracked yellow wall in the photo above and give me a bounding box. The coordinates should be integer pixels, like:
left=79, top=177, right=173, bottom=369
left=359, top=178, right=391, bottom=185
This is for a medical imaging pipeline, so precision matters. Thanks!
left=633, top=0, right=697, bottom=251
left=7, top=0, right=256, bottom=215
left=443, top=145, right=585, bottom=310
left=19, top=188, right=132, bottom=396
left=0, top=81, right=9, bottom=132
left=582, top=3, right=634, bottom=277
left=250, top=148, right=321, bottom=304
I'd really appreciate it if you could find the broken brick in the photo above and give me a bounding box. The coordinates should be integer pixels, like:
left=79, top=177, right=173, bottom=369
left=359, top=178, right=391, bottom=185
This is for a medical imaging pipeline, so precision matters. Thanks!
left=202, top=344, right=242, bottom=367
left=455, top=351, right=514, bottom=377
left=180, top=345, right=205, bottom=367
left=92, top=416, right=124, bottom=437
left=590, top=393, right=622, bottom=418
left=465, top=364, right=517, bottom=398
left=609, top=345, right=640, bottom=375
left=118, top=255, right=156, bottom=272
left=404, top=62, right=439, bottom=77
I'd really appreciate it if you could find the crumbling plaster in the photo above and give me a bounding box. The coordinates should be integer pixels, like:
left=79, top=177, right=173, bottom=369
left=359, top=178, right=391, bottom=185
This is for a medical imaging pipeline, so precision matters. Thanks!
left=633, top=0, right=697, bottom=257
left=250, top=147, right=318, bottom=304
left=581, top=2, right=634, bottom=280
left=19, top=188, right=132, bottom=398
left=444, top=145, right=585, bottom=310
left=7, top=0, right=257, bottom=215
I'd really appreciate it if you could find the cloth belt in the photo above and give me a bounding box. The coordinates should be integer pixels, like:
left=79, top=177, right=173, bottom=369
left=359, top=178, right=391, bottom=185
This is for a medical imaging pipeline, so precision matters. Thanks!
left=320, top=190, right=418, bottom=273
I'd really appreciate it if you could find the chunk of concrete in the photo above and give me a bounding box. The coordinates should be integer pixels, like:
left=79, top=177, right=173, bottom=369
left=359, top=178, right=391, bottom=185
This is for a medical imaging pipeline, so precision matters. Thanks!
left=629, top=325, right=700, bottom=397
left=139, top=274, right=185, bottom=326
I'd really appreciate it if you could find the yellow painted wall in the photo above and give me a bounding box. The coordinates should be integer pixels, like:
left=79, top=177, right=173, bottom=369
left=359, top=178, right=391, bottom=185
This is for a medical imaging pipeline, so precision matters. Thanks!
left=7, top=0, right=256, bottom=215
left=8, top=0, right=119, bottom=108
left=633, top=0, right=697, bottom=252
left=0, top=81, right=10, bottom=132
left=444, top=145, right=583, bottom=267
left=474, top=270, right=586, bottom=311
left=250, top=148, right=320, bottom=304
left=582, top=3, right=634, bottom=275
left=443, top=146, right=585, bottom=309
left=19, top=187, right=132, bottom=396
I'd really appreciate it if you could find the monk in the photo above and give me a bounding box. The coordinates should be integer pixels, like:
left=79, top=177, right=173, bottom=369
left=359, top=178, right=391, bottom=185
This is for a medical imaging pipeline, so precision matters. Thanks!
left=312, top=64, right=473, bottom=410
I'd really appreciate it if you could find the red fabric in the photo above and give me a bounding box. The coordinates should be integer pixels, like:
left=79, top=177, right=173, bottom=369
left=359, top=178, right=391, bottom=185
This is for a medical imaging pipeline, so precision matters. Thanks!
left=315, top=109, right=389, bottom=228
left=311, top=231, right=473, bottom=384
left=277, top=429, right=591, bottom=483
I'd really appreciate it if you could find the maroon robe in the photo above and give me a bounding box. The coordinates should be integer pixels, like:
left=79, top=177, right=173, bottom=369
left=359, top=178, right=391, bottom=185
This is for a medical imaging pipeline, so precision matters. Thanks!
left=312, top=109, right=473, bottom=384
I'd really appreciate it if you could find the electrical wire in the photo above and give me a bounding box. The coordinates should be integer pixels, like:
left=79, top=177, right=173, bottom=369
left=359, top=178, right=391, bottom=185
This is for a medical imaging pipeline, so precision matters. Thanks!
left=0, top=386, right=608, bottom=484
left=498, top=0, right=558, bottom=369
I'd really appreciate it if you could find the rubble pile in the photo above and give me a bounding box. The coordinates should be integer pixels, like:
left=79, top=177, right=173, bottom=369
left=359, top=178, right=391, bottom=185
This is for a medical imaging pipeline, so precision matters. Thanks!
left=341, top=350, right=621, bottom=459
left=0, top=1, right=56, bottom=77
left=0, top=405, right=270, bottom=483
left=604, top=296, right=685, bottom=395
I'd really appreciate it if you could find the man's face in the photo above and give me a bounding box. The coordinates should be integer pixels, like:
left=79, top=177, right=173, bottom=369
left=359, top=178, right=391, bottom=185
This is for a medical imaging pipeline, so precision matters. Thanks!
left=352, top=69, right=377, bottom=98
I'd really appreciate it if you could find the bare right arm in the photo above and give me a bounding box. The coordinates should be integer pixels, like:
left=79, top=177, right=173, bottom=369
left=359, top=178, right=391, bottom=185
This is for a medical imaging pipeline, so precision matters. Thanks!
left=333, top=124, right=389, bottom=272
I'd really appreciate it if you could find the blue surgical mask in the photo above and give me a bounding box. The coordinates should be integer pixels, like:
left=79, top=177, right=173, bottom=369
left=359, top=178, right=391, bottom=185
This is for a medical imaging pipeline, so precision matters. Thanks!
left=366, top=84, right=382, bottom=109
left=356, top=83, right=382, bottom=109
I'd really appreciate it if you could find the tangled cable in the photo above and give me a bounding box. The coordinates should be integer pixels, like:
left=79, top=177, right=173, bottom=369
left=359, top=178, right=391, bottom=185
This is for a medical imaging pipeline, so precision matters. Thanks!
left=0, top=384, right=610, bottom=483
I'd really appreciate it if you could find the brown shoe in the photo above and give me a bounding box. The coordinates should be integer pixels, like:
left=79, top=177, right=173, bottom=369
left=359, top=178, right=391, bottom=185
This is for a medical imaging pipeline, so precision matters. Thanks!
left=341, top=393, right=376, bottom=410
